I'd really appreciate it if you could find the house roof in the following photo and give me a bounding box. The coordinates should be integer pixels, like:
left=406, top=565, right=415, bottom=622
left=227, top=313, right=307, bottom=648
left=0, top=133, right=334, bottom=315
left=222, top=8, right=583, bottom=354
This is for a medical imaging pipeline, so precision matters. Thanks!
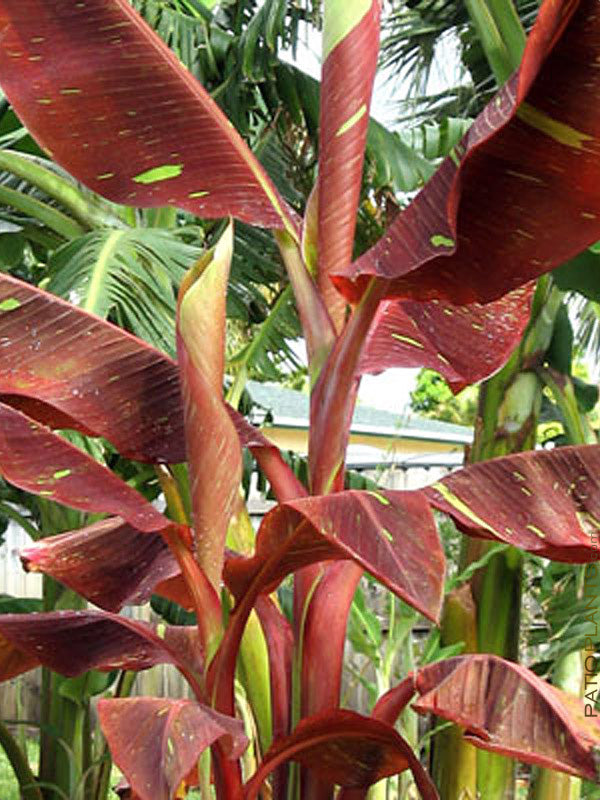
left=246, top=380, right=472, bottom=446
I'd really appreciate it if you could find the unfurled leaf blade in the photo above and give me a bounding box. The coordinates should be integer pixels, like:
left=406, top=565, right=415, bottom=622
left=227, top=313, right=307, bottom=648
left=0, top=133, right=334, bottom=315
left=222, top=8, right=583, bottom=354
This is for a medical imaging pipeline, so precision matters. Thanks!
left=243, top=710, right=438, bottom=798
left=360, top=283, right=534, bottom=391
left=20, top=518, right=185, bottom=611
left=0, top=401, right=168, bottom=531
left=0, top=0, right=293, bottom=230
left=425, top=444, right=600, bottom=562
left=226, top=489, right=445, bottom=622
left=0, top=610, right=190, bottom=678
left=0, top=273, right=185, bottom=463
left=210, top=490, right=443, bottom=720
left=99, top=697, right=247, bottom=800
left=411, top=655, right=600, bottom=782
left=334, top=0, right=600, bottom=304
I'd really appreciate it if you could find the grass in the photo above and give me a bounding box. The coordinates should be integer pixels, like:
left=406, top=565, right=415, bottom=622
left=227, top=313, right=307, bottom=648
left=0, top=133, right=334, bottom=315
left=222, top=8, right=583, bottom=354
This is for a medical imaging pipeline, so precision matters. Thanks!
left=0, top=736, right=38, bottom=800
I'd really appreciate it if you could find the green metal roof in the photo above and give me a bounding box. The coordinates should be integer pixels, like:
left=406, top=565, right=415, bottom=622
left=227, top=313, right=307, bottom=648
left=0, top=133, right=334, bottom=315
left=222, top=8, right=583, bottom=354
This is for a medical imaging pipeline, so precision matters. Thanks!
left=246, top=380, right=472, bottom=445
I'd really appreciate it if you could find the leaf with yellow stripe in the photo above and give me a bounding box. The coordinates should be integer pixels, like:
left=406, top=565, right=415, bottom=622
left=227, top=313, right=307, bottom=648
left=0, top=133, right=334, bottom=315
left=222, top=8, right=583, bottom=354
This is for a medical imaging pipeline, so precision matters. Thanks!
left=316, top=0, right=381, bottom=331
left=333, top=0, right=600, bottom=305
left=425, top=444, right=600, bottom=562
left=0, top=0, right=293, bottom=230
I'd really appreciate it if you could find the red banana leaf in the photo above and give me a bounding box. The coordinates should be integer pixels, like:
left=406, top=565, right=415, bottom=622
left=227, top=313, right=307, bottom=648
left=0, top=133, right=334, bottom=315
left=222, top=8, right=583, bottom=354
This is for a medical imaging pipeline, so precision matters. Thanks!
left=0, top=273, right=185, bottom=463
left=409, top=655, right=600, bottom=782
left=20, top=518, right=184, bottom=612
left=334, top=0, right=600, bottom=305
left=0, top=0, right=293, bottom=231
left=425, top=443, right=600, bottom=562
left=0, top=401, right=168, bottom=532
left=98, top=697, right=247, bottom=800
left=0, top=634, right=39, bottom=681
left=0, top=610, right=201, bottom=685
left=210, top=489, right=443, bottom=717
left=226, top=489, right=444, bottom=623
left=0, top=273, right=307, bottom=484
left=359, top=283, right=534, bottom=391
left=316, top=0, right=381, bottom=331
left=176, top=224, right=242, bottom=589
left=243, top=709, right=438, bottom=799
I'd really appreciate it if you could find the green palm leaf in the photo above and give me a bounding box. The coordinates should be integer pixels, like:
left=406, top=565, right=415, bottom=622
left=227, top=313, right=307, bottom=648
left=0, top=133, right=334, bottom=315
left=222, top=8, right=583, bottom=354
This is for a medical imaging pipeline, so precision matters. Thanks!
left=46, top=228, right=201, bottom=355
left=228, top=284, right=302, bottom=404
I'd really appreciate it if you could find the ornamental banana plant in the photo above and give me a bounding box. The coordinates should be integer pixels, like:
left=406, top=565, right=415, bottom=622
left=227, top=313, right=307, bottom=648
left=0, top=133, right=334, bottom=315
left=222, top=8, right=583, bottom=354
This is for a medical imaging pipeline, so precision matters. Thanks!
left=0, top=1, right=599, bottom=799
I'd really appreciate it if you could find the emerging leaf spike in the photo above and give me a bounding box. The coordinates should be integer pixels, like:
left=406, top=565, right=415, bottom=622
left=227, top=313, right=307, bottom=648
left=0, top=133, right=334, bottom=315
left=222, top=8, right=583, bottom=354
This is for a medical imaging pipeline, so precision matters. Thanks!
left=177, top=223, right=243, bottom=590
left=317, top=0, right=381, bottom=332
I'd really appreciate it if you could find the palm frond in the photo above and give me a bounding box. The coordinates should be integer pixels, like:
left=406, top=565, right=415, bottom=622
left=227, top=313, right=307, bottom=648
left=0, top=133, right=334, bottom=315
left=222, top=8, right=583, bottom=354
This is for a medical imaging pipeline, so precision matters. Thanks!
left=567, top=292, right=600, bottom=378
left=381, top=0, right=541, bottom=126
left=228, top=284, right=301, bottom=385
left=46, top=228, right=201, bottom=355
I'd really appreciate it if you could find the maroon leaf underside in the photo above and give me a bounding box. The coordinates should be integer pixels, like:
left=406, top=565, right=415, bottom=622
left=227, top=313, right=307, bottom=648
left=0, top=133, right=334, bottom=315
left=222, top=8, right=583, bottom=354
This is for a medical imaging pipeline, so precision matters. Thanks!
left=0, top=610, right=190, bottom=680
left=20, top=518, right=185, bottom=612
left=209, top=490, right=444, bottom=719
left=0, top=274, right=185, bottom=463
left=0, top=401, right=168, bottom=532
left=99, top=697, right=247, bottom=800
left=243, top=710, right=438, bottom=799
left=426, top=444, right=600, bottom=562
left=334, top=0, right=600, bottom=304
left=410, top=655, right=600, bottom=782
left=0, top=0, right=291, bottom=229
left=359, top=283, right=535, bottom=391
left=317, top=0, right=380, bottom=331
left=0, top=635, right=39, bottom=681
left=226, top=489, right=445, bottom=623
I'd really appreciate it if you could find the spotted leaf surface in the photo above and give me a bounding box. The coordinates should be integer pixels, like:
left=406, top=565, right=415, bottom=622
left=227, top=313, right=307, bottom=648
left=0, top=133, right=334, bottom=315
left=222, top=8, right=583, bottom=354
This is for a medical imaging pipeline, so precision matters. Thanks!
left=425, top=444, right=600, bottom=562
left=226, top=489, right=444, bottom=623
left=0, top=0, right=292, bottom=229
left=209, top=489, right=443, bottom=720
left=243, top=709, right=438, bottom=798
left=411, top=655, right=600, bottom=782
left=359, top=283, right=534, bottom=391
left=0, top=401, right=168, bottom=532
left=99, top=698, right=247, bottom=800
left=0, top=273, right=185, bottom=463
left=335, top=0, right=600, bottom=304
left=20, top=518, right=185, bottom=611
left=317, top=0, right=380, bottom=330
left=0, top=610, right=184, bottom=679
